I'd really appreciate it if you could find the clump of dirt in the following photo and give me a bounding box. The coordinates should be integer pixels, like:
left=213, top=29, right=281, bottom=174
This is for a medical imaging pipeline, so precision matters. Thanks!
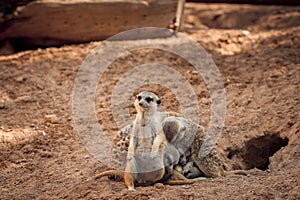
left=0, top=3, right=299, bottom=199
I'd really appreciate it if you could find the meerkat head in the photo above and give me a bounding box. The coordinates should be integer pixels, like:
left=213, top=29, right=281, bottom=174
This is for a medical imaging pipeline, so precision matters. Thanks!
left=134, top=91, right=161, bottom=114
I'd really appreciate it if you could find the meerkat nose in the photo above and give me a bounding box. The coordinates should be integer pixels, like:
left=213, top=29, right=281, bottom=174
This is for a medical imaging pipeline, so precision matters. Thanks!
left=139, top=102, right=143, bottom=106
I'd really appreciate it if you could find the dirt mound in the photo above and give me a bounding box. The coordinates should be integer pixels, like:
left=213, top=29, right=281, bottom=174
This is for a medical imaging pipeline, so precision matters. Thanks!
left=0, top=3, right=299, bottom=199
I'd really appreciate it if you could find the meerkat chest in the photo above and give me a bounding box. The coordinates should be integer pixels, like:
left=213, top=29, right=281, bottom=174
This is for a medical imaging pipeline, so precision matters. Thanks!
left=136, top=125, right=156, bottom=150
left=134, top=114, right=162, bottom=150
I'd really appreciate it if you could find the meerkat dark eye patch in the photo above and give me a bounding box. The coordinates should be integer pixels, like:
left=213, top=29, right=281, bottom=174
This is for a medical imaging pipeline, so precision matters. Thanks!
left=145, top=97, right=153, bottom=103
left=156, top=99, right=161, bottom=105
left=137, top=95, right=142, bottom=100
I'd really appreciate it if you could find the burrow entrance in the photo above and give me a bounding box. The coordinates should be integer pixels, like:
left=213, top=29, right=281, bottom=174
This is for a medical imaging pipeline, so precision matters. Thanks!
left=227, top=134, right=288, bottom=170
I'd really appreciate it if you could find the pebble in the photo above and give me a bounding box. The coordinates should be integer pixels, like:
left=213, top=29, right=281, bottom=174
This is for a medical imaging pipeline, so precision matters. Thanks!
left=15, top=76, right=26, bottom=83
left=154, top=183, right=165, bottom=189
left=0, top=102, right=5, bottom=109
left=44, top=114, right=59, bottom=124
left=42, top=131, right=47, bottom=136
left=242, top=30, right=250, bottom=35
left=15, top=95, right=31, bottom=102
left=182, top=185, right=190, bottom=189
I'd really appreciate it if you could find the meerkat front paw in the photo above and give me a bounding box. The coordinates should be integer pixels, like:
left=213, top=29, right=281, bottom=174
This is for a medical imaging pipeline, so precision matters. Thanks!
left=128, top=186, right=136, bottom=191
left=127, top=153, right=134, bottom=161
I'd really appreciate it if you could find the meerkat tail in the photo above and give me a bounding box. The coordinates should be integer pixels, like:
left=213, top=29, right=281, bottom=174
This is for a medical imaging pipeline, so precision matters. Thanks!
left=166, top=177, right=207, bottom=185
left=164, top=171, right=206, bottom=185
left=94, top=170, right=124, bottom=180
left=225, top=170, right=248, bottom=176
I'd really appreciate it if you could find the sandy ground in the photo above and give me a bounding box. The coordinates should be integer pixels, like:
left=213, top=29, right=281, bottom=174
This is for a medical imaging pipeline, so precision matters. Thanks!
left=0, top=3, right=299, bottom=199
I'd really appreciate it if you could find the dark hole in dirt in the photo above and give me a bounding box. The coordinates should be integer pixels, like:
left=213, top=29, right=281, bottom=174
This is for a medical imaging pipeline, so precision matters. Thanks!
left=227, top=134, right=288, bottom=170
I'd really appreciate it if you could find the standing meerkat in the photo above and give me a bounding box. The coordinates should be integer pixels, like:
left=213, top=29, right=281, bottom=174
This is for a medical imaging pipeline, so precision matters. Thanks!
left=96, top=92, right=179, bottom=190
left=124, top=91, right=170, bottom=190
left=108, top=111, right=181, bottom=176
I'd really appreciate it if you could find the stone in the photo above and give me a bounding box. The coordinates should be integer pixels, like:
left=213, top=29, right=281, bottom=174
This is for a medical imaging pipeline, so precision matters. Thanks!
left=0, top=0, right=178, bottom=49
left=44, top=114, right=59, bottom=124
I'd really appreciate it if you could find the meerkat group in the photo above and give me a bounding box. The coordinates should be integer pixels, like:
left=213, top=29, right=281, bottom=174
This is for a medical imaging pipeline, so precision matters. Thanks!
left=95, top=92, right=204, bottom=190
left=95, top=91, right=247, bottom=190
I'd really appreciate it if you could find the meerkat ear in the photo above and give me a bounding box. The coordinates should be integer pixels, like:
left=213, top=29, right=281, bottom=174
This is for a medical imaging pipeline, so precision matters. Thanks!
left=157, top=99, right=161, bottom=105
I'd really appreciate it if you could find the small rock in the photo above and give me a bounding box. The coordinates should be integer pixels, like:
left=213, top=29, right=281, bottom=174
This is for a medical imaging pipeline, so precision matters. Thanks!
left=242, top=30, right=250, bottom=35
left=154, top=183, right=165, bottom=189
left=191, top=70, right=198, bottom=75
left=44, top=114, right=59, bottom=124
left=15, top=95, right=31, bottom=102
left=15, top=76, right=26, bottom=83
left=182, top=185, right=190, bottom=189
left=42, top=131, right=47, bottom=136
left=0, top=101, right=5, bottom=109
left=213, top=10, right=224, bottom=18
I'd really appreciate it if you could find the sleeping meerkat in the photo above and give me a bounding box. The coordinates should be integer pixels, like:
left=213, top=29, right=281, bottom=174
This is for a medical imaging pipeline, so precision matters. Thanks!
left=163, top=116, right=248, bottom=178
left=183, top=161, right=204, bottom=179
left=95, top=92, right=205, bottom=190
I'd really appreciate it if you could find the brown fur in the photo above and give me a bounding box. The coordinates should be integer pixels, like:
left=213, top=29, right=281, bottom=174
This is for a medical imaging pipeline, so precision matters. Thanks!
left=164, top=117, right=248, bottom=178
